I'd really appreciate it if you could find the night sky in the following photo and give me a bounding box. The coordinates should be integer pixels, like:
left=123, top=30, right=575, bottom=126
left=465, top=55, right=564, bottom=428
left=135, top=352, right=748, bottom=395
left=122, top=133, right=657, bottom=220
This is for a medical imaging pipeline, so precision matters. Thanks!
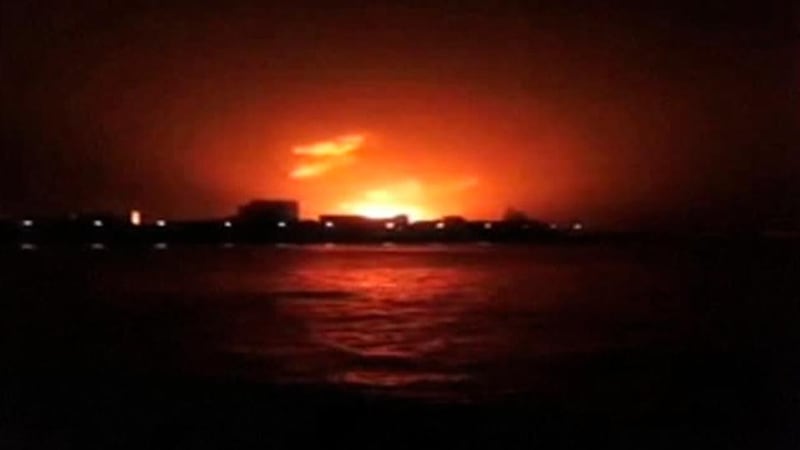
left=1, top=1, right=796, bottom=230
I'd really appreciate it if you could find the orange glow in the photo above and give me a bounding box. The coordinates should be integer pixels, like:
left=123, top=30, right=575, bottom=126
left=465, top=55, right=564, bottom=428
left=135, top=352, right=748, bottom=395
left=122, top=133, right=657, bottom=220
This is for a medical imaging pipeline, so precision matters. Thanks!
left=342, top=202, right=430, bottom=221
left=337, top=179, right=433, bottom=221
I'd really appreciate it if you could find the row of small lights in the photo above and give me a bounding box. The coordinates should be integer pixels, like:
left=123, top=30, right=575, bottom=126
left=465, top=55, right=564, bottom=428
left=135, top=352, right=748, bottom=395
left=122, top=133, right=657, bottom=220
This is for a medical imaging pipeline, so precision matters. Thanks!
left=322, top=221, right=449, bottom=230
left=18, top=219, right=282, bottom=228
left=18, top=216, right=581, bottom=231
left=369, top=221, right=584, bottom=231
left=22, top=219, right=436, bottom=229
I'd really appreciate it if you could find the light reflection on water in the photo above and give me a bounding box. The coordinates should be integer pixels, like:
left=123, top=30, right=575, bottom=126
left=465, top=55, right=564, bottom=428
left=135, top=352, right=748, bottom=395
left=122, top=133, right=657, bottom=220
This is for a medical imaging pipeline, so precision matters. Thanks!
left=43, top=244, right=757, bottom=400
left=215, top=257, right=498, bottom=395
left=110, top=244, right=689, bottom=400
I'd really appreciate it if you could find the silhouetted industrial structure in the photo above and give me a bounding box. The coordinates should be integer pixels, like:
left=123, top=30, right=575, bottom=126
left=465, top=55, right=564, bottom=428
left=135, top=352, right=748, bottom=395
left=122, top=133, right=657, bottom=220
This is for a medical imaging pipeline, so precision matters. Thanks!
left=237, top=200, right=299, bottom=224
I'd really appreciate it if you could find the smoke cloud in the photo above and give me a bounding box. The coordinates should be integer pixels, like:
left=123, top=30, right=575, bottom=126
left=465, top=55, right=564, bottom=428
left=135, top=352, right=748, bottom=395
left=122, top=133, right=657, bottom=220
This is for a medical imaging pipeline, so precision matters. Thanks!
left=289, top=134, right=365, bottom=179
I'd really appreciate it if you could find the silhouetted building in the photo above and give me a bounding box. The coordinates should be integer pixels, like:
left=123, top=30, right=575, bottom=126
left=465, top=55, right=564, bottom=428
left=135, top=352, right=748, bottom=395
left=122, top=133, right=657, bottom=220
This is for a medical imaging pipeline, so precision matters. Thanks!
left=238, top=200, right=299, bottom=224
left=442, top=216, right=467, bottom=227
left=503, top=208, right=530, bottom=222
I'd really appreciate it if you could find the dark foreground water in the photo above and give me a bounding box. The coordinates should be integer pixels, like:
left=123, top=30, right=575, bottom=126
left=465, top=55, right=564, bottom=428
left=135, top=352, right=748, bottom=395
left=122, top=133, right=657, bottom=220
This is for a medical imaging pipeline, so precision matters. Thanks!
left=1, top=241, right=799, bottom=448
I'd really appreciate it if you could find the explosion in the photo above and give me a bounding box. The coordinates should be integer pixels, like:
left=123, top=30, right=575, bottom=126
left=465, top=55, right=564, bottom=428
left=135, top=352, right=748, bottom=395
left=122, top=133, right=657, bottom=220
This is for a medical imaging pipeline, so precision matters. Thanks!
left=289, top=134, right=477, bottom=221
left=339, top=180, right=430, bottom=220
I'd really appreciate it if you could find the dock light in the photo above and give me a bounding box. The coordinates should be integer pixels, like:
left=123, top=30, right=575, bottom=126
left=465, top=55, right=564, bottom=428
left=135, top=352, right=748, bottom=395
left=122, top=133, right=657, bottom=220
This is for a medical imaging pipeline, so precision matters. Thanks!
left=223, top=220, right=232, bottom=228
left=153, top=242, right=168, bottom=250
left=385, top=222, right=396, bottom=230
left=156, top=219, right=167, bottom=227
left=20, top=243, right=37, bottom=251
left=484, top=222, right=492, bottom=229
left=21, top=219, right=33, bottom=227
left=90, top=242, right=106, bottom=250
left=277, top=221, right=287, bottom=228
left=549, top=223, right=558, bottom=230
left=324, top=221, right=334, bottom=228
left=93, top=219, right=103, bottom=227
left=130, top=210, right=142, bottom=226
left=572, top=222, right=583, bottom=231
left=435, top=222, right=445, bottom=229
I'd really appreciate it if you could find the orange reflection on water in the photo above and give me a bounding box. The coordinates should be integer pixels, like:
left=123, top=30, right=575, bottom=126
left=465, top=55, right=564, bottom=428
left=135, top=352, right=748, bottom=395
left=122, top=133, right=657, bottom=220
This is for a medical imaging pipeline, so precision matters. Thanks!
left=335, top=370, right=469, bottom=388
left=294, top=268, right=452, bottom=357
left=274, top=261, right=489, bottom=389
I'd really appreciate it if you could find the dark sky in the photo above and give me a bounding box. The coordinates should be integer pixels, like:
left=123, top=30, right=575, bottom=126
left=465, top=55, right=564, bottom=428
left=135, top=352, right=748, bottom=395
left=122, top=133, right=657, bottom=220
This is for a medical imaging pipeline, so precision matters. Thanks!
left=1, top=0, right=797, bottom=230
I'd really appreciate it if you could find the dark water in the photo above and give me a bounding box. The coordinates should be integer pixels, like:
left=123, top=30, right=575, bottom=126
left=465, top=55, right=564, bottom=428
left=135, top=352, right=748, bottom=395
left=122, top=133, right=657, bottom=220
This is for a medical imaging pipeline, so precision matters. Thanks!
left=1, top=242, right=799, bottom=448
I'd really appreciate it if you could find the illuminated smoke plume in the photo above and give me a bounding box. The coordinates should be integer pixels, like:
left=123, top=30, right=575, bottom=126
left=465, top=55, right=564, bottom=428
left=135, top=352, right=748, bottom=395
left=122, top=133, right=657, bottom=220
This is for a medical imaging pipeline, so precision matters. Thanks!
left=293, top=134, right=364, bottom=157
left=289, top=134, right=365, bottom=179
left=291, top=162, right=332, bottom=179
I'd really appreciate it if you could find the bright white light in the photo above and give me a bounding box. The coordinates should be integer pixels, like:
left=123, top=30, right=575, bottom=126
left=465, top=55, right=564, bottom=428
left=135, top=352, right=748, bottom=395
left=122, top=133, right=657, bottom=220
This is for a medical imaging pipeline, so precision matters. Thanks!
left=484, top=222, right=492, bottom=229
left=223, top=221, right=232, bottom=228
left=572, top=222, right=583, bottom=231
left=385, top=222, right=396, bottom=230
left=21, top=220, right=33, bottom=227
left=130, top=210, right=142, bottom=226
left=277, top=221, right=287, bottom=228
left=435, top=222, right=445, bottom=229
left=156, top=220, right=166, bottom=227
left=93, top=220, right=103, bottom=227
left=324, top=221, right=334, bottom=228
